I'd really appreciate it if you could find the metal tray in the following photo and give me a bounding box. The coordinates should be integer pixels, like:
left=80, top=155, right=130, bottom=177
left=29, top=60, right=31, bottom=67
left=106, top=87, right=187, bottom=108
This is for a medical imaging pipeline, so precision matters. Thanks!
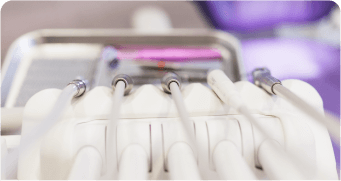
left=1, top=29, right=245, bottom=107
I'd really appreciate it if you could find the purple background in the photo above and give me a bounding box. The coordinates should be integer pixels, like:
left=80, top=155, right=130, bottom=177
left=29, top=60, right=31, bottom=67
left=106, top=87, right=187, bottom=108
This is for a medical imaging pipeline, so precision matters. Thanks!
left=197, top=1, right=340, bottom=169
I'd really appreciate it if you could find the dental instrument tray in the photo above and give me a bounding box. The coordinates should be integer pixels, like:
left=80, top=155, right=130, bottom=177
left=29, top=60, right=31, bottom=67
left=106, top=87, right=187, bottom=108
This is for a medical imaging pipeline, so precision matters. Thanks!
left=1, top=29, right=245, bottom=108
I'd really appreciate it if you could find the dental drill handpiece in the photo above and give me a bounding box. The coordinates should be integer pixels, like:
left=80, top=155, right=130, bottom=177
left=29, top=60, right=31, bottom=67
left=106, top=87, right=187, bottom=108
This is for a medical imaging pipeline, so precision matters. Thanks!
left=207, top=69, right=306, bottom=179
left=106, top=74, right=133, bottom=178
left=4, top=79, right=88, bottom=178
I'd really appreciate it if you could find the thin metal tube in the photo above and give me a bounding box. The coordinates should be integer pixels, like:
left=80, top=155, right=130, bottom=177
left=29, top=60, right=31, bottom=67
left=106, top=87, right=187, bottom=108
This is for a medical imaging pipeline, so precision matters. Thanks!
left=67, top=146, right=103, bottom=180
left=213, top=140, right=257, bottom=180
left=117, top=144, right=149, bottom=180
left=273, top=84, right=340, bottom=143
left=258, top=139, right=306, bottom=180
left=4, top=84, right=79, bottom=178
left=167, top=142, right=201, bottom=180
left=106, top=80, right=126, bottom=178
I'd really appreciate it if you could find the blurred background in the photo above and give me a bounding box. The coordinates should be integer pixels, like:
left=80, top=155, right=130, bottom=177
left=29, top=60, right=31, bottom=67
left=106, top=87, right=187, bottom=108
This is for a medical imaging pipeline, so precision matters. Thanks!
left=1, top=1, right=209, bottom=61
left=2, top=1, right=339, bottom=114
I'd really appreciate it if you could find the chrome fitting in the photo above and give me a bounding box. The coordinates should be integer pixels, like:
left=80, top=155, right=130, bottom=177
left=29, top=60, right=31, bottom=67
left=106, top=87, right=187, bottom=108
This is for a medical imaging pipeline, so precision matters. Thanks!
left=161, top=72, right=181, bottom=94
left=112, top=74, right=133, bottom=95
left=252, top=67, right=281, bottom=95
left=68, top=79, right=88, bottom=97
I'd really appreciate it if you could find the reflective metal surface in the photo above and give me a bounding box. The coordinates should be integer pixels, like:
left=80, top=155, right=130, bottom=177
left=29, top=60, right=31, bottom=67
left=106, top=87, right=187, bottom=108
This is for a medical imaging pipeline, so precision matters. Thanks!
left=1, top=29, right=245, bottom=107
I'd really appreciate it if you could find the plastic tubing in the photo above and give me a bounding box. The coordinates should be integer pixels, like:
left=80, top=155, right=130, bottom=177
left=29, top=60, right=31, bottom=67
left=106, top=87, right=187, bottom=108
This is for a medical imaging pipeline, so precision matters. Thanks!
left=253, top=68, right=340, bottom=144
left=273, top=84, right=340, bottom=143
left=169, top=82, right=202, bottom=179
left=169, top=82, right=196, bottom=142
left=4, top=83, right=81, bottom=178
left=106, top=80, right=126, bottom=178
left=258, top=139, right=306, bottom=180
left=208, top=69, right=306, bottom=179
left=161, top=74, right=201, bottom=179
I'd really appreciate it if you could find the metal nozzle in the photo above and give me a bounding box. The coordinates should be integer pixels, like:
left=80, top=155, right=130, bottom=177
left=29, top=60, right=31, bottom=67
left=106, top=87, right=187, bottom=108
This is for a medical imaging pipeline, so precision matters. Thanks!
left=161, top=72, right=181, bottom=94
left=252, top=67, right=281, bottom=95
left=112, top=74, right=133, bottom=95
left=68, top=79, right=88, bottom=97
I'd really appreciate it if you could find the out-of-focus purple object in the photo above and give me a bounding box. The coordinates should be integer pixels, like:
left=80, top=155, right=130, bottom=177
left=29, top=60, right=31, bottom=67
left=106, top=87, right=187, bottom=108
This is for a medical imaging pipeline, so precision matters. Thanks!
left=242, top=38, right=340, bottom=117
left=117, top=48, right=222, bottom=61
left=196, top=1, right=336, bottom=32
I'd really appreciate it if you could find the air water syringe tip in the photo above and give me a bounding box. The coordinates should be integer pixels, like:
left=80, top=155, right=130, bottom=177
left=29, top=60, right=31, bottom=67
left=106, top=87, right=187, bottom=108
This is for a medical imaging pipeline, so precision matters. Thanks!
left=112, top=74, right=134, bottom=95
left=161, top=72, right=181, bottom=94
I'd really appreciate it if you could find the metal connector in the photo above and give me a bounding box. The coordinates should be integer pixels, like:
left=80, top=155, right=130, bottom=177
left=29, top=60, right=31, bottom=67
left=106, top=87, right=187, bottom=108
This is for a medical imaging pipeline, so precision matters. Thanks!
left=68, top=79, right=88, bottom=97
left=161, top=72, right=181, bottom=94
left=112, top=74, right=134, bottom=95
left=252, top=68, right=281, bottom=95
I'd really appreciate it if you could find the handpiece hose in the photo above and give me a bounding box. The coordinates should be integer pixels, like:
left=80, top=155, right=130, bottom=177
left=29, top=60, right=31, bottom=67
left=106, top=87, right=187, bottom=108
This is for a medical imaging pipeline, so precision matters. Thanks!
left=106, top=74, right=133, bottom=179
left=161, top=72, right=196, bottom=147
left=161, top=72, right=202, bottom=180
left=253, top=68, right=340, bottom=143
left=3, top=79, right=87, bottom=179
left=208, top=69, right=306, bottom=180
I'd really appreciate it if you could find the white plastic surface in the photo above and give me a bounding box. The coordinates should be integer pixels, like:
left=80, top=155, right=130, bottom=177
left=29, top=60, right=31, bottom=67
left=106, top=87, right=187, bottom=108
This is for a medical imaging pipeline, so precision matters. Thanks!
left=213, top=140, right=257, bottom=180
left=1, top=138, right=8, bottom=180
left=116, top=121, right=151, bottom=173
left=162, top=120, right=198, bottom=172
left=258, top=139, right=305, bottom=179
left=206, top=118, right=242, bottom=170
left=279, top=80, right=337, bottom=179
left=13, top=80, right=337, bottom=180
left=118, top=144, right=149, bottom=180
left=167, top=142, right=201, bottom=180
left=132, top=6, right=172, bottom=32
left=67, top=146, right=102, bottom=180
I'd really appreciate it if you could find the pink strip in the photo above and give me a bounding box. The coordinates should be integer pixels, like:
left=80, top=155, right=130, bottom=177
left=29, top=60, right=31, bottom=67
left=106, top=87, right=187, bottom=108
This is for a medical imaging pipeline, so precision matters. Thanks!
left=117, top=48, right=222, bottom=62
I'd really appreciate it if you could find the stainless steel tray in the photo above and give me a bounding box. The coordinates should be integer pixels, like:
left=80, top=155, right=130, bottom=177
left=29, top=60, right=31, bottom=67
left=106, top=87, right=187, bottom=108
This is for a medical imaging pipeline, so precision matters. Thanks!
left=1, top=29, right=245, bottom=107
